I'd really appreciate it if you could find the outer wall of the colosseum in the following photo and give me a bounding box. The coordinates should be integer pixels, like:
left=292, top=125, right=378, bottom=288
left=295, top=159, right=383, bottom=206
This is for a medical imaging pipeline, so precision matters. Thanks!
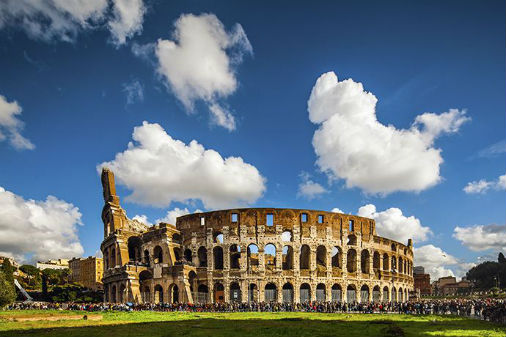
left=177, top=208, right=414, bottom=304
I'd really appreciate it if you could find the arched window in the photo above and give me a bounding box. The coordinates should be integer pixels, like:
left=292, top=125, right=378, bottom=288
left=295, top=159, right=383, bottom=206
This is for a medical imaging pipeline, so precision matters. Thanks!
left=282, top=245, right=293, bottom=270
left=230, top=244, right=241, bottom=269
left=282, top=283, right=293, bottom=303
left=347, top=249, right=357, bottom=273
left=214, top=232, right=224, bottom=243
left=360, top=285, right=369, bottom=303
left=154, top=284, right=163, bottom=303
left=184, top=248, right=192, bottom=262
left=153, top=246, right=163, bottom=264
left=373, top=286, right=381, bottom=303
left=316, top=283, right=326, bottom=301
left=128, top=237, right=142, bottom=263
left=197, top=284, right=209, bottom=303
left=247, top=244, right=259, bottom=269
left=264, top=244, right=276, bottom=271
left=316, top=245, right=327, bottom=271
left=144, top=249, right=150, bottom=266
left=348, top=234, right=357, bottom=245
left=361, top=250, right=370, bottom=274
left=331, top=284, right=341, bottom=302
left=300, top=283, right=311, bottom=303
left=213, top=246, right=223, bottom=270
left=347, top=285, right=356, bottom=303
left=230, top=282, right=241, bottom=302
left=383, top=253, right=389, bottom=271
left=264, top=283, right=277, bottom=302
left=331, top=247, right=341, bottom=269
left=383, top=286, right=389, bottom=302
left=214, top=283, right=224, bottom=303
left=197, top=246, right=207, bottom=267
left=373, top=251, right=380, bottom=270
left=300, top=244, right=310, bottom=270
left=282, top=230, right=292, bottom=242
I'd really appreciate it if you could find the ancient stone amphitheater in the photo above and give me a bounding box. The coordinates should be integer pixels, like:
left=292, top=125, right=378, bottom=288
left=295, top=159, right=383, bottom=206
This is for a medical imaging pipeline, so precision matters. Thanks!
left=100, top=168, right=414, bottom=304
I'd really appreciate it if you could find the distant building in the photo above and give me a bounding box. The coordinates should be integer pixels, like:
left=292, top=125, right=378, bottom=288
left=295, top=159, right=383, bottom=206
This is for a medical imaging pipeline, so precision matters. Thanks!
left=413, top=266, right=425, bottom=275
left=36, top=259, right=69, bottom=270
left=0, top=256, right=19, bottom=268
left=69, top=257, right=104, bottom=291
left=432, top=276, right=472, bottom=296
left=414, top=272, right=431, bottom=296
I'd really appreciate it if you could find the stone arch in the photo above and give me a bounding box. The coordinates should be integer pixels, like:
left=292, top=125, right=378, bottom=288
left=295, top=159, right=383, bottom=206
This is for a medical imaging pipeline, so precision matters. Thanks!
left=214, top=232, right=224, bottom=244
left=282, top=230, right=292, bottom=242
left=154, top=284, right=163, bottom=303
left=230, top=244, right=241, bottom=269
left=128, top=236, right=142, bottom=263
left=300, top=283, right=311, bottom=303
left=331, top=246, right=341, bottom=269
left=247, top=244, right=259, bottom=268
left=316, top=283, right=326, bottom=301
left=110, top=247, right=116, bottom=267
left=383, top=253, right=390, bottom=271
left=347, top=249, right=357, bottom=273
left=214, top=283, right=225, bottom=303
left=248, top=283, right=258, bottom=302
left=398, top=257, right=403, bottom=273
left=316, top=245, right=327, bottom=271
left=373, top=251, right=380, bottom=270
left=197, top=284, right=209, bottom=303
left=153, top=245, right=163, bottom=264
left=197, top=246, right=207, bottom=267
left=282, top=245, right=293, bottom=270
left=373, top=285, right=381, bottom=303
left=300, top=244, right=310, bottom=270
left=361, top=249, right=370, bottom=273
left=169, top=283, right=179, bottom=303
left=282, top=282, right=294, bottom=303
left=391, top=287, right=397, bottom=302
left=360, top=285, right=369, bottom=303
left=172, top=233, right=182, bottom=243
left=143, top=249, right=150, bottom=266
left=264, top=282, right=277, bottom=302
left=184, top=248, right=192, bottom=262
left=346, top=284, right=357, bottom=303
left=173, top=247, right=181, bottom=262
left=264, top=243, right=276, bottom=271
left=348, top=234, right=357, bottom=245
left=230, top=282, right=241, bottom=302
left=399, top=287, right=403, bottom=302
left=213, top=246, right=223, bottom=270
left=331, top=284, right=342, bottom=302
left=383, top=286, right=389, bottom=302
left=391, top=256, right=397, bottom=271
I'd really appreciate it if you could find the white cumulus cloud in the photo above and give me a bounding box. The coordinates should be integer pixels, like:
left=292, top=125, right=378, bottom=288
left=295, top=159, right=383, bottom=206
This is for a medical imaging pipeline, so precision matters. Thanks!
left=453, top=224, right=506, bottom=252
left=0, top=186, right=83, bottom=263
left=0, top=94, right=34, bottom=150
left=0, top=0, right=145, bottom=45
left=297, top=172, right=327, bottom=200
left=155, top=13, right=252, bottom=130
left=307, top=71, right=470, bottom=195
left=331, top=208, right=344, bottom=214
left=463, top=173, right=506, bottom=194
left=414, top=244, right=458, bottom=280
left=358, top=204, right=431, bottom=244
left=98, top=121, right=266, bottom=209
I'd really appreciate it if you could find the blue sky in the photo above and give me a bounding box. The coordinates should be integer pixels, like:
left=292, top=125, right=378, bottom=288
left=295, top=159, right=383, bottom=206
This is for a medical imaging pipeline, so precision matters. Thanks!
left=0, top=0, right=504, bottom=279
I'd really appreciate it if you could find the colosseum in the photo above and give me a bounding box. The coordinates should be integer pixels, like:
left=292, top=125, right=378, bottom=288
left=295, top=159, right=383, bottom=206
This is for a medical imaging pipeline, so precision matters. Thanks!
left=100, top=168, right=414, bottom=305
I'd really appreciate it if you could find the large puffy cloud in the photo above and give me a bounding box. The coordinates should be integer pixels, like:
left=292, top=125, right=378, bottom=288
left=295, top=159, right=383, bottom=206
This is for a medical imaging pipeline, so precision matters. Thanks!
left=0, top=0, right=145, bottom=45
left=358, top=204, right=431, bottom=244
left=414, top=244, right=459, bottom=280
left=463, top=173, right=506, bottom=194
left=0, top=186, right=83, bottom=263
left=453, top=224, right=506, bottom=252
left=307, top=72, right=470, bottom=195
left=155, top=13, right=252, bottom=130
left=98, top=121, right=266, bottom=209
left=0, top=95, right=34, bottom=150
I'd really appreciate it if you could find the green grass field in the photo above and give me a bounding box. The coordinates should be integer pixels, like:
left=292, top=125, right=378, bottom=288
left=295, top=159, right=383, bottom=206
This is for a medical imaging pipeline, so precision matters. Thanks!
left=1, top=310, right=505, bottom=337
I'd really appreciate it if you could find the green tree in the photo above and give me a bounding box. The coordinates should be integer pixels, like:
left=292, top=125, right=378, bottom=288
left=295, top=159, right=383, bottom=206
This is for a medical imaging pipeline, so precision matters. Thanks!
left=0, top=271, right=16, bottom=308
left=1, top=259, right=15, bottom=284
left=498, top=252, right=506, bottom=264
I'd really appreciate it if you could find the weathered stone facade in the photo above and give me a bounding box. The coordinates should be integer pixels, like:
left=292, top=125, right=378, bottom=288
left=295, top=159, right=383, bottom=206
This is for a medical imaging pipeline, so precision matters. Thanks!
left=100, top=168, right=414, bottom=304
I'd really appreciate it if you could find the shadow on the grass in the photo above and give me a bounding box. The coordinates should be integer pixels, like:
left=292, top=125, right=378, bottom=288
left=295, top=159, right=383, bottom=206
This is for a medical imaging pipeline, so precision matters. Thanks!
left=1, top=317, right=504, bottom=337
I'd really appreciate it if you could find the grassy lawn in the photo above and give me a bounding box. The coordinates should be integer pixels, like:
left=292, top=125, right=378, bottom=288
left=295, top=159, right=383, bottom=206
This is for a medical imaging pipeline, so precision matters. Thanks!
left=1, top=310, right=505, bottom=337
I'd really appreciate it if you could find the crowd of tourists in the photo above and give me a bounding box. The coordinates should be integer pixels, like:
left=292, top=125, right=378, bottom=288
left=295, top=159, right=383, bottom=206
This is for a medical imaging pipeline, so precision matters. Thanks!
left=6, top=299, right=506, bottom=324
